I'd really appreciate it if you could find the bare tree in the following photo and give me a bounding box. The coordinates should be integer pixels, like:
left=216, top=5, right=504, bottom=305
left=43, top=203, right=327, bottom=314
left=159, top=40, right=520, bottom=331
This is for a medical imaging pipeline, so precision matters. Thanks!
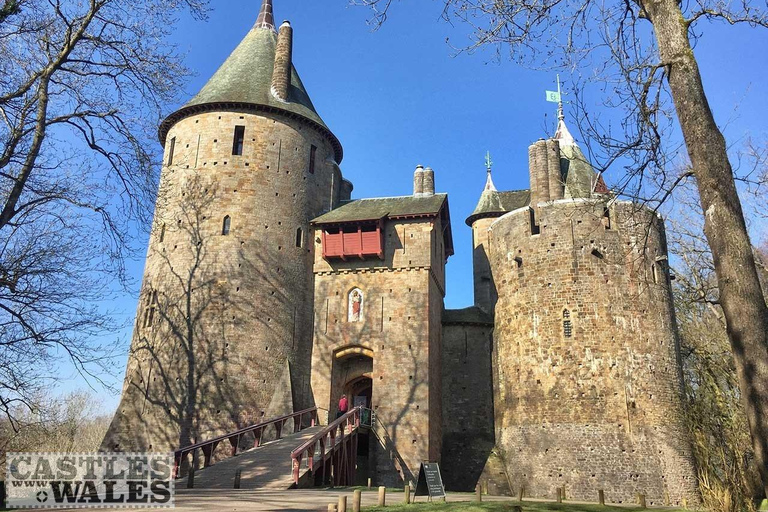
left=0, top=391, right=111, bottom=478
left=353, top=0, right=768, bottom=496
left=0, top=0, right=208, bottom=428
left=669, top=184, right=765, bottom=511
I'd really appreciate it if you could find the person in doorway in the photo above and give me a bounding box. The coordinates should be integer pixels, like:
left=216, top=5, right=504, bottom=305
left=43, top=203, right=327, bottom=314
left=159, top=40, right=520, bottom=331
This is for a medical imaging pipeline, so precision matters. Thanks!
left=336, top=394, right=348, bottom=419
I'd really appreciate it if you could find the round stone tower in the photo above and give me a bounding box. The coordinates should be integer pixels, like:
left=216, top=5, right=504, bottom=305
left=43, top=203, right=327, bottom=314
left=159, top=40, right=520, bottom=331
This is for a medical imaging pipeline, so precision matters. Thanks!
left=482, top=118, right=700, bottom=505
left=102, top=0, right=347, bottom=452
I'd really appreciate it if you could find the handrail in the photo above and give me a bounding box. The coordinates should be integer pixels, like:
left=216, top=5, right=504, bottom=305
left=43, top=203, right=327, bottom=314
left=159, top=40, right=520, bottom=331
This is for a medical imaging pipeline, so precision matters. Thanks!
left=172, top=406, right=318, bottom=478
left=290, top=407, right=361, bottom=458
left=289, top=406, right=363, bottom=486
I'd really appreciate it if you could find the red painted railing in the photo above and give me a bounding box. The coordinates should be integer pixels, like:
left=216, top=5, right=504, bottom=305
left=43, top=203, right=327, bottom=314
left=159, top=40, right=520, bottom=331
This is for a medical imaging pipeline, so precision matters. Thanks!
left=290, top=407, right=362, bottom=486
left=172, top=407, right=318, bottom=479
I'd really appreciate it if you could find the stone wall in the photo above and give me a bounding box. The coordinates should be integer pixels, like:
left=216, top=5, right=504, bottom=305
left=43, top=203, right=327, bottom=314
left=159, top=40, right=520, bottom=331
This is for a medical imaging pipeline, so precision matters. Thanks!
left=487, top=199, right=700, bottom=506
left=311, top=215, right=447, bottom=487
left=102, top=108, right=344, bottom=453
left=440, top=320, right=494, bottom=491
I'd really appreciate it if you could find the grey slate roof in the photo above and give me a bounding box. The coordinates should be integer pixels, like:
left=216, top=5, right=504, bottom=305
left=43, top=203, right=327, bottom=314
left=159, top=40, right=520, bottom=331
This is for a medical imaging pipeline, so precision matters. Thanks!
left=312, top=194, right=448, bottom=224
left=443, top=306, right=493, bottom=326
left=466, top=189, right=530, bottom=226
left=158, top=21, right=343, bottom=161
left=561, top=143, right=597, bottom=199
left=184, top=28, right=324, bottom=127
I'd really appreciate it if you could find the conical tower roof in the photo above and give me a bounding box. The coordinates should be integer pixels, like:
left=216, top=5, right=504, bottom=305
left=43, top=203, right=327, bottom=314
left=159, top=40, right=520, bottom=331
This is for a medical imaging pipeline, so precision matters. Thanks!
left=159, top=0, right=342, bottom=162
left=554, top=116, right=607, bottom=197
left=466, top=160, right=530, bottom=226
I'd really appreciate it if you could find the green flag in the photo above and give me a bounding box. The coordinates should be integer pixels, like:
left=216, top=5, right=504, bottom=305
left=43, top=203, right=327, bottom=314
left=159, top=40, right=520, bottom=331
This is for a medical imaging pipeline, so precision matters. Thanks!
left=546, top=90, right=561, bottom=103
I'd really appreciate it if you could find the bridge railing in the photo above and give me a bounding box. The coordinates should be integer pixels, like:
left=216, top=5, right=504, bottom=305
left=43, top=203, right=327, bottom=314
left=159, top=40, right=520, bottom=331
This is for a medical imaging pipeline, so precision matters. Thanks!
left=172, top=407, right=318, bottom=479
left=290, top=406, right=364, bottom=486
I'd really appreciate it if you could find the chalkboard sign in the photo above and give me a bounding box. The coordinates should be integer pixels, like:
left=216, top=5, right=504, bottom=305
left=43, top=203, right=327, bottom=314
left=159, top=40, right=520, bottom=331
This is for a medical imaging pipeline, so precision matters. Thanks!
left=414, top=463, right=446, bottom=501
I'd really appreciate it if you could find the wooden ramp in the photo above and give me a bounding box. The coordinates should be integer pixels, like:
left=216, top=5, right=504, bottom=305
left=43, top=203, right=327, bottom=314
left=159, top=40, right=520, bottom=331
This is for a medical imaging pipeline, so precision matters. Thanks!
left=183, top=426, right=324, bottom=490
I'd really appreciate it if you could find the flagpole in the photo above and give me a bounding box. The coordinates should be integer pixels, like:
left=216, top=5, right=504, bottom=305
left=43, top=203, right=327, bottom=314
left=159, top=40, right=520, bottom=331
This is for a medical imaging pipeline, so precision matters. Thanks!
left=557, top=74, right=564, bottom=121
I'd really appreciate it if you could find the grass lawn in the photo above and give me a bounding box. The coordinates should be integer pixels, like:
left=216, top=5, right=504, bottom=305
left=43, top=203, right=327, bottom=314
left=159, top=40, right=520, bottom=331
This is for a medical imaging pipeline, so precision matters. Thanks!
left=363, top=501, right=668, bottom=512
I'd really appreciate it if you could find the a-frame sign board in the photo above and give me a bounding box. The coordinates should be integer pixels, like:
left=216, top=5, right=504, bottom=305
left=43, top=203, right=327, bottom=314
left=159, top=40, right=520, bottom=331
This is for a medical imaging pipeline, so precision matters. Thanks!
left=414, top=462, right=446, bottom=502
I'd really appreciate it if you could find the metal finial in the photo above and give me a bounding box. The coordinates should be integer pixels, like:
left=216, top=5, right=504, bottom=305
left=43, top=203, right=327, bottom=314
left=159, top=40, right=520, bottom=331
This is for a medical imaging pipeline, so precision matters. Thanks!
left=485, top=151, right=493, bottom=174
left=557, top=74, right=565, bottom=122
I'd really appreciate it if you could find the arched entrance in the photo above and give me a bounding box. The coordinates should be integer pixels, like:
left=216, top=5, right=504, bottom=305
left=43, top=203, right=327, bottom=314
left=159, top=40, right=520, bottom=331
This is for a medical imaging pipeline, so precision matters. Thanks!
left=345, top=375, right=372, bottom=410
left=331, top=347, right=373, bottom=414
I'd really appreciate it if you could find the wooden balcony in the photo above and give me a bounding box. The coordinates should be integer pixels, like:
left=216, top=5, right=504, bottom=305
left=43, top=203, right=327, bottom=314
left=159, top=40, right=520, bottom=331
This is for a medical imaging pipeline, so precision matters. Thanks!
left=322, top=224, right=384, bottom=260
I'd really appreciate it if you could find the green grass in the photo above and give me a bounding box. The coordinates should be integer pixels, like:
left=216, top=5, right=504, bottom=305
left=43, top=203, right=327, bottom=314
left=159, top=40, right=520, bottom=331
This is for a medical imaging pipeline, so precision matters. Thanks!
left=362, top=501, right=671, bottom=512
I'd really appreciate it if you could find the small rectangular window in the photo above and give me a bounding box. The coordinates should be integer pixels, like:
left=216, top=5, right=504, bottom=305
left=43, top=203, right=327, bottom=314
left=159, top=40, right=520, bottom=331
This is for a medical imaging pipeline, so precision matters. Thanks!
left=232, top=126, right=245, bottom=156
left=309, top=145, right=317, bottom=174
left=167, top=137, right=176, bottom=166
left=296, top=227, right=303, bottom=248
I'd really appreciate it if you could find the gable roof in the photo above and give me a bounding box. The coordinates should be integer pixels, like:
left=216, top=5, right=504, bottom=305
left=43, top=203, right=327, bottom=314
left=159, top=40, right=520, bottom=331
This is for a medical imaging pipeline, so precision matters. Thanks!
left=312, top=194, right=454, bottom=257
left=312, top=194, right=448, bottom=224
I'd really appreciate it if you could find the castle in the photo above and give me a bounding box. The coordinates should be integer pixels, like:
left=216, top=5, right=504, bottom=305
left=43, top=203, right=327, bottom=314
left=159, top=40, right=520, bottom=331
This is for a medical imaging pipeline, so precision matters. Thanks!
left=102, top=1, right=700, bottom=504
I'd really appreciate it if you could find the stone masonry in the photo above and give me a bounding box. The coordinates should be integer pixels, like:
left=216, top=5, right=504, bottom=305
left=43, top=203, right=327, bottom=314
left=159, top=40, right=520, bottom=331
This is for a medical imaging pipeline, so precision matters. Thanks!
left=103, top=1, right=701, bottom=504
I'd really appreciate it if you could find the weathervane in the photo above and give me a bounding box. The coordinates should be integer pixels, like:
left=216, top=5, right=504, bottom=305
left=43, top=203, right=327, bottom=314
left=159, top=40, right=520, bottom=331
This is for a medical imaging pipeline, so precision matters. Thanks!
left=546, top=74, right=565, bottom=121
left=485, top=151, right=493, bottom=174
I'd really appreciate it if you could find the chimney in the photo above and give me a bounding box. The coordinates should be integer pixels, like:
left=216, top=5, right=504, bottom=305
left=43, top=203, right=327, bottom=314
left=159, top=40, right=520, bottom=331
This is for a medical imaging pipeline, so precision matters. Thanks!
left=546, top=139, right=564, bottom=200
left=413, top=165, right=424, bottom=196
left=528, top=140, right=551, bottom=208
left=255, top=0, right=275, bottom=31
left=272, top=21, right=293, bottom=102
left=423, top=167, right=435, bottom=196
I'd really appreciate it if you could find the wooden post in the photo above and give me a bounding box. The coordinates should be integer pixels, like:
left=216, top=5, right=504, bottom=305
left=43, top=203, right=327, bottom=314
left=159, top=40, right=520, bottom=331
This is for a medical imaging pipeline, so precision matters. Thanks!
left=639, top=494, right=647, bottom=508
left=599, top=489, right=605, bottom=506
left=234, top=469, right=242, bottom=489
left=404, top=484, right=411, bottom=504
left=367, top=478, right=372, bottom=490
left=476, top=484, right=483, bottom=502
left=518, top=486, right=525, bottom=502
left=338, top=495, right=347, bottom=512
left=378, top=486, right=386, bottom=507
left=186, top=459, right=195, bottom=489
left=557, top=487, right=563, bottom=503
left=353, top=490, right=362, bottom=512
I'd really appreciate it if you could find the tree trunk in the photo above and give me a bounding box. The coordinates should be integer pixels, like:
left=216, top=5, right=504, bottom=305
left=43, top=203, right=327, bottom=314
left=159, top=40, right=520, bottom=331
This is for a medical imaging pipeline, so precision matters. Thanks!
left=642, top=0, right=768, bottom=497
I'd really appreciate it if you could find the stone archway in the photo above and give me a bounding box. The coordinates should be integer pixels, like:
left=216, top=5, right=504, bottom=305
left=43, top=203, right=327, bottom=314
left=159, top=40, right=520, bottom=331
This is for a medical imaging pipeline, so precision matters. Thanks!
left=331, top=348, right=373, bottom=416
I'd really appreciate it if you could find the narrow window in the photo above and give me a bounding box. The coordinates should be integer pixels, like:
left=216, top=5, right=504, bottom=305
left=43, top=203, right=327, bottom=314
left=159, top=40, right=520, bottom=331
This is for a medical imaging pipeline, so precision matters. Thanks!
left=529, top=208, right=541, bottom=235
left=167, top=137, right=176, bottom=166
left=652, top=264, right=658, bottom=284
left=144, top=291, right=158, bottom=329
left=295, top=227, right=303, bottom=248
left=232, top=126, right=245, bottom=156
left=563, top=309, right=573, bottom=338
left=309, top=145, right=317, bottom=174
left=222, top=216, right=231, bottom=236
left=159, top=223, right=166, bottom=243
left=602, top=207, right=612, bottom=229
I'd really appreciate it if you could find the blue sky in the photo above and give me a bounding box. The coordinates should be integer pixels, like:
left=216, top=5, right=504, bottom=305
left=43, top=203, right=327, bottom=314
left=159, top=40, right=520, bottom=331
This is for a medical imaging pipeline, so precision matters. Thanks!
left=63, top=1, right=767, bottom=414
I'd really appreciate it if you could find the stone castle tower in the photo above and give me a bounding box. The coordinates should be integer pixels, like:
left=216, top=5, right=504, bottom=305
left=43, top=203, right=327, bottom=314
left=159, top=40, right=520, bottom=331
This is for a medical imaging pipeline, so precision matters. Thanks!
left=466, top=113, right=700, bottom=505
left=102, top=0, right=351, bottom=452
